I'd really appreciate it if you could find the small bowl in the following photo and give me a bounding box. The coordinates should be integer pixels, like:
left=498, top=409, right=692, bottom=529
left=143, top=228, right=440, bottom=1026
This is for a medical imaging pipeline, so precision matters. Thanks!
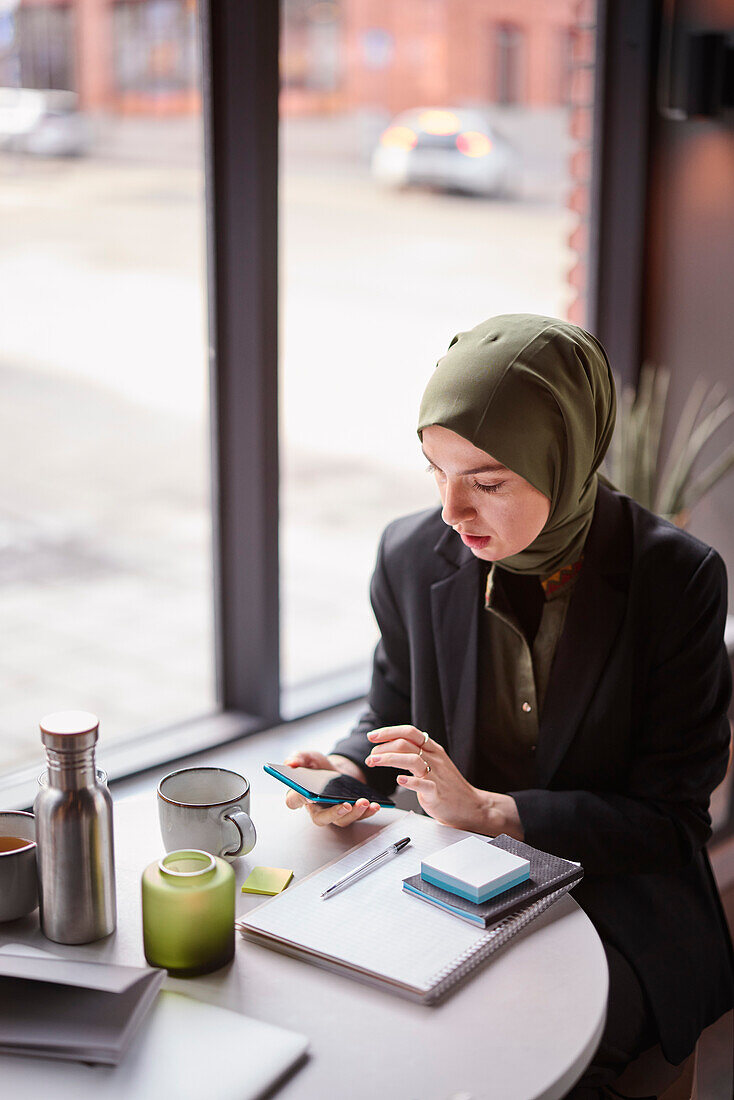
left=0, top=810, right=38, bottom=922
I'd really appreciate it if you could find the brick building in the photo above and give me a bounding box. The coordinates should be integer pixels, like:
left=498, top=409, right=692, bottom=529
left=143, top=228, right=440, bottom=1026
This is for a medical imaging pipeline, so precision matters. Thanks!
left=336, top=0, right=580, bottom=115
left=6, top=0, right=581, bottom=116
left=1, top=0, right=595, bottom=322
left=0, top=0, right=199, bottom=114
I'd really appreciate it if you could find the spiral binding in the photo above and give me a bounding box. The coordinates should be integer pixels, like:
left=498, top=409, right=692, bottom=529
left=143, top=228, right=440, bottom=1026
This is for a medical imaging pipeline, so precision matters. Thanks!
left=424, top=885, right=570, bottom=1003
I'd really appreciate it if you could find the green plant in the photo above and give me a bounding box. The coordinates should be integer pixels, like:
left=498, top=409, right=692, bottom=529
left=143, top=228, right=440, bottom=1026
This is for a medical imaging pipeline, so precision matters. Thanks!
left=604, top=364, right=734, bottom=523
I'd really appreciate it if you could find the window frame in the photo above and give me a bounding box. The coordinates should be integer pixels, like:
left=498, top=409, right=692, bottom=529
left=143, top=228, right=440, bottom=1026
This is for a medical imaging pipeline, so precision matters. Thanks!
left=204, top=0, right=280, bottom=725
left=587, top=0, right=655, bottom=385
left=0, top=2, right=282, bottom=809
left=1, top=1, right=365, bottom=812
left=0, top=0, right=630, bottom=807
left=10, top=0, right=730, bottom=841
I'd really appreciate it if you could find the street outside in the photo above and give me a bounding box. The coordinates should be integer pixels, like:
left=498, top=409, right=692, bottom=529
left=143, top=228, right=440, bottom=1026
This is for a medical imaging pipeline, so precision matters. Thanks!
left=0, top=109, right=577, bottom=771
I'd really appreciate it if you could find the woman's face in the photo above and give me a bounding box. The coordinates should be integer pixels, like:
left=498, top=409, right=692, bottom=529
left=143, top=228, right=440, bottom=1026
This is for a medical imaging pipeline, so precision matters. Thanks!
left=421, top=425, right=551, bottom=563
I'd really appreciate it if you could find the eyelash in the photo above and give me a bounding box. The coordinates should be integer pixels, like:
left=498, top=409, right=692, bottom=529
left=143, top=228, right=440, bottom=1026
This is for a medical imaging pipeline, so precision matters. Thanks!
left=425, top=464, right=504, bottom=494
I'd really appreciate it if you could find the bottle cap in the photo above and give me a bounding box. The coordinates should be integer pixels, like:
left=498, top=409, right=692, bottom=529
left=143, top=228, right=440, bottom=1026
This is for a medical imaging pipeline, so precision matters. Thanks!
left=39, top=711, right=99, bottom=752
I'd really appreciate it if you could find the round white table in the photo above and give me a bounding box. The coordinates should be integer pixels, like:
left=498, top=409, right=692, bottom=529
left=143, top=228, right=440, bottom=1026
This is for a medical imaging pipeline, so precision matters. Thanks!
left=2, top=769, right=608, bottom=1100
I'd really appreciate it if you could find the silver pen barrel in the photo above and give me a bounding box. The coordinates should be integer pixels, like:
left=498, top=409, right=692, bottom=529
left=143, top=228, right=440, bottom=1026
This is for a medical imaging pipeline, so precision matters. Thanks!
left=321, top=837, right=410, bottom=898
left=322, top=850, right=391, bottom=898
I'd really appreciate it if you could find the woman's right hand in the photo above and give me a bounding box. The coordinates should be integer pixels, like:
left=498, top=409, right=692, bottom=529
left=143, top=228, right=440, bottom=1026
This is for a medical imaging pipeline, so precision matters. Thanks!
left=282, top=750, right=382, bottom=828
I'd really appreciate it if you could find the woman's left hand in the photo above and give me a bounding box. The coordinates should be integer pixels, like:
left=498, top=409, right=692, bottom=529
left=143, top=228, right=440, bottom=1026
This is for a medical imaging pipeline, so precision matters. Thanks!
left=364, top=725, right=524, bottom=840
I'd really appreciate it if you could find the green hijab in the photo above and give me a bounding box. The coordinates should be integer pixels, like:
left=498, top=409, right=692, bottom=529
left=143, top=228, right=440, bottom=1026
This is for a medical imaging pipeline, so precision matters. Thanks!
left=417, top=314, right=616, bottom=576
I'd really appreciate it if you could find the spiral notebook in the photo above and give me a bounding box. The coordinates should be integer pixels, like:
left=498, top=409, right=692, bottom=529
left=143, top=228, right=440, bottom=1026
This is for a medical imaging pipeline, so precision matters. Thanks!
left=237, top=813, right=579, bottom=1004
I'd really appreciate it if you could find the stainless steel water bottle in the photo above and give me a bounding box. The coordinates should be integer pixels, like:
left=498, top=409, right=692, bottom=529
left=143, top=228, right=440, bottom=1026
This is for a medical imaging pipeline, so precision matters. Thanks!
left=34, top=710, right=116, bottom=943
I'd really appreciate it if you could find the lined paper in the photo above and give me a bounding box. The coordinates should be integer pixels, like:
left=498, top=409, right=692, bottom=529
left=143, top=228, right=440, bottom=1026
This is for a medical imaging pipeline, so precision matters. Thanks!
left=239, top=814, right=503, bottom=992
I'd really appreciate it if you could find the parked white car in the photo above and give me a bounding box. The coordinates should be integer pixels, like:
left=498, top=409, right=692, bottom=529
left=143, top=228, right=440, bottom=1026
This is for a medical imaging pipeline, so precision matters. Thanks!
left=0, top=87, right=92, bottom=156
left=371, top=106, right=518, bottom=198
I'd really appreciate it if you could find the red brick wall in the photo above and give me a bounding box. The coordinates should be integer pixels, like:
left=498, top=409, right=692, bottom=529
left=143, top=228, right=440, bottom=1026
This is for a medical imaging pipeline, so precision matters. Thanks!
left=341, top=0, right=579, bottom=114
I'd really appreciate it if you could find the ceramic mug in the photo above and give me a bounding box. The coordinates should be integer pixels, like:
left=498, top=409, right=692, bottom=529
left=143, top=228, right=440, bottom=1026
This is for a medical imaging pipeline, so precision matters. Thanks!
left=157, top=767, right=256, bottom=862
left=0, top=810, right=38, bottom=922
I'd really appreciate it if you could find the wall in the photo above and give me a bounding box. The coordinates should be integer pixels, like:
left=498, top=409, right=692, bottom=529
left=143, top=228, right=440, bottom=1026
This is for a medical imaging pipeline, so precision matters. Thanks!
left=341, top=0, right=578, bottom=114
left=642, top=0, right=734, bottom=600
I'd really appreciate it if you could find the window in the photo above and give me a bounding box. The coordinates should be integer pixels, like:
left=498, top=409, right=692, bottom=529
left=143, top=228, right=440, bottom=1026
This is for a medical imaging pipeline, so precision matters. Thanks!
left=559, top=27, right=576, bottom=107
left=113, top=0, right=200, bottom=107
left=279, top=0, right=599, bottom=715
left=0, top=0, right=214, bottom=785
left=495, top=23, right=524, bottom=106
left=1, top=1, right=602, bottom=799
left=2, top=5, right=76, bottom=91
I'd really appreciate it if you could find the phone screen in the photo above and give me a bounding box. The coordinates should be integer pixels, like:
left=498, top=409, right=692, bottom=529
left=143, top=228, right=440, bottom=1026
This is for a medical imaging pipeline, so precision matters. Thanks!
left=264, top=764, right=395, bottom=807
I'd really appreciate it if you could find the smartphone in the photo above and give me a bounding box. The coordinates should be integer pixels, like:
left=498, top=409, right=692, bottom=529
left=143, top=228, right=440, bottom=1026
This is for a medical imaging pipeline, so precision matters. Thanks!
left=263, top=763, right=395, bottom=808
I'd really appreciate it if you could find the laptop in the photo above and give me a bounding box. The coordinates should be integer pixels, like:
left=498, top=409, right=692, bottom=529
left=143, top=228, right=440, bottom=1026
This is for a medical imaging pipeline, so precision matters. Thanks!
left=0, top=988, right=309, bottom=1099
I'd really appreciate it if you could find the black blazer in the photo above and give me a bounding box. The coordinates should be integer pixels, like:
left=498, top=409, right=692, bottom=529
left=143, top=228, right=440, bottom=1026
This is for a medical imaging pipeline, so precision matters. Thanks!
left=334, top=485, right=734, bottom=1063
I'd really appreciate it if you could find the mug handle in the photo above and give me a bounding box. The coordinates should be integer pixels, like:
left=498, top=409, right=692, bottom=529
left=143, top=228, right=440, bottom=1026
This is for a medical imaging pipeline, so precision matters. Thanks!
left=222, top=808, right=256, bottom=858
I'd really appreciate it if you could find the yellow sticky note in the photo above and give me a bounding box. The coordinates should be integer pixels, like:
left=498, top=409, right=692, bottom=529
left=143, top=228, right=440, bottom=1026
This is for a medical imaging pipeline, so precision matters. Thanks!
left=241, top=867, right=294, bottom=895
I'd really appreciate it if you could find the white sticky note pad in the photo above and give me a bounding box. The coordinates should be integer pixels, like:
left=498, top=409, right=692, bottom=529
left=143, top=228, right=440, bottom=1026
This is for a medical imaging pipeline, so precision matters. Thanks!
left=421, top=837, right=530, bottom=903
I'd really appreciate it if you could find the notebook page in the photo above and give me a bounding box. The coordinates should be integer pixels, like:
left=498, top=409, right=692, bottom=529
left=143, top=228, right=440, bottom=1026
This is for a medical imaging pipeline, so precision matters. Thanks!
left=241, top=814, right=498, bottom=993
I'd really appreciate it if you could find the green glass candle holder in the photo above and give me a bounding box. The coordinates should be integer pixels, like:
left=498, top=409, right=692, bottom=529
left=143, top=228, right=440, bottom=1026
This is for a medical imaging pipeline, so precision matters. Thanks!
left=142, top=849, right=235, bottom=977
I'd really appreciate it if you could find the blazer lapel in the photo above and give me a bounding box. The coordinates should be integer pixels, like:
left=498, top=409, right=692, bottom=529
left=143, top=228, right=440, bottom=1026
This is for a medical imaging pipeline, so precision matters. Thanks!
left=427, top=485, right=632, bottom=789
left=535, top=486, right=632, bottom=787
left=430, top=526, right=483, bottom=776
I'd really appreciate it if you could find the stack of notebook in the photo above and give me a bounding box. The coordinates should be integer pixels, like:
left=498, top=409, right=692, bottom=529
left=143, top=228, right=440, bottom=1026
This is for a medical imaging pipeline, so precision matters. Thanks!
left=239, top=813, right=583, bottom=1004
left=0, top=947, right=165, bottom=1064
left=402, top=833, right=583, bottom=928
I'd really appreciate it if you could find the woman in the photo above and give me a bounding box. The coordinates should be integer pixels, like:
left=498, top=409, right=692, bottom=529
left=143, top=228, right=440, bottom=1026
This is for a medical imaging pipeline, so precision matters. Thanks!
left=284, top=314, right=733, bottom=1097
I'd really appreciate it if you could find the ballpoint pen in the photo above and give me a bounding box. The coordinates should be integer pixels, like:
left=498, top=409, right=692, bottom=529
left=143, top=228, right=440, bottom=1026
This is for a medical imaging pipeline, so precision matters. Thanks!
left=320, top=837, right=411, bottom=899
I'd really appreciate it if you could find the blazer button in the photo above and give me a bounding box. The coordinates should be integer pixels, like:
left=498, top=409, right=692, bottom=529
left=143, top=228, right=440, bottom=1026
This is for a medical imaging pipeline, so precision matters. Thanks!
left=522, top=701, right=532, bottom=713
